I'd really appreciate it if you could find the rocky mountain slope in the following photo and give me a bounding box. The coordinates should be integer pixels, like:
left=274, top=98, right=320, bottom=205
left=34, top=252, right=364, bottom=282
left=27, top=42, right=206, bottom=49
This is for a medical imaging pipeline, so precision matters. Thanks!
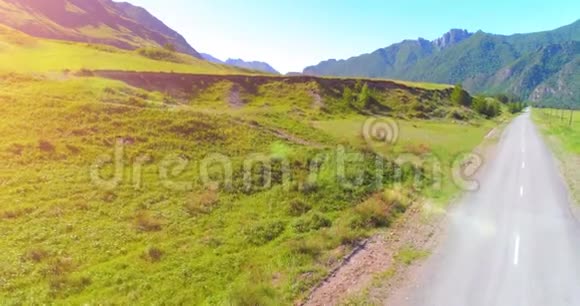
left=304, top=20, right=580, bottom=107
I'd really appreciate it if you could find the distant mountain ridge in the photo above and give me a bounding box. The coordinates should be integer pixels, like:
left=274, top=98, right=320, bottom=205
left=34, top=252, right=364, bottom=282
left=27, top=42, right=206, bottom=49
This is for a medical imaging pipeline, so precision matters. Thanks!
left=304, top=28, right=473, bottom=81
left=304, top=20, right=580, bottom=107
left=200, top=53, right=223, bottom=64
left=0, top=0, right=201, bottom=57
left=200, top=53, right=279, bottom=74
left=225, top=58, right=279, bottom=74
left=433, top=29, right=472, bottom=49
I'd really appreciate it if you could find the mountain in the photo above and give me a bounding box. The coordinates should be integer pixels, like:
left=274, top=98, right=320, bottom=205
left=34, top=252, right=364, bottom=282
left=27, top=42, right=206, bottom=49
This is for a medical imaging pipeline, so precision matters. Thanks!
left=200, top=53, right=279, bottom=74
left=304, top=20, right=580, bottom=106
left=433, top=29, right=472, bottom=49
left=200, top=53, right=224, bottom=64
left=0, top=0, right=201, bottom=57
left=225, top=58, right=279, bottom=74
left=303, top=29, right=471, bottom=79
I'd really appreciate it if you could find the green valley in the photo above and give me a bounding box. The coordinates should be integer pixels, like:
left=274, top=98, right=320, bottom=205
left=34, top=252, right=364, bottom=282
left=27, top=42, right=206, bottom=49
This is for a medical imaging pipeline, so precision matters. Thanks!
left=0, top=0, right=551, bottom=305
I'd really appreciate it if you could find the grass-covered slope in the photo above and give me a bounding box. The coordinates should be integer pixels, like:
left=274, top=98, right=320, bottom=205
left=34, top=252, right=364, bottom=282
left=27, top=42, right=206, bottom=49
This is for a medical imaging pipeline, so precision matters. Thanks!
left=0, top=0, right=201, bottom=57
left=0, top=69, right=497, bottom=304
left=533, top=108, right=580, bottom=203
left=0, top=25, right=251, bottom=74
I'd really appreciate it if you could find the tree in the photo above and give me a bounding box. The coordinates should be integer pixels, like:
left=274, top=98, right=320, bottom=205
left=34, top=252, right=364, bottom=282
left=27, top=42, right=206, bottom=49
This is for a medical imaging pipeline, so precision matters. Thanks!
left=357, top=83, right=371, bottom=109
left=342, top=87, right=354, bottom=106
left=346, top=82, right=372, bottom=110
left=472, top=96, right=502, bottom=118
left=451, top=84, right=472, bottom=107
left=472, top=97, right=488, bottom=115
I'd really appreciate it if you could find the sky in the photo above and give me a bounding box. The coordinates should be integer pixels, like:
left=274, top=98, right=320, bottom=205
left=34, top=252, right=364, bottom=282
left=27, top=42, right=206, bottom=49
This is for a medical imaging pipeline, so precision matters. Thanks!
left=129, top=0, right=579, bottom=74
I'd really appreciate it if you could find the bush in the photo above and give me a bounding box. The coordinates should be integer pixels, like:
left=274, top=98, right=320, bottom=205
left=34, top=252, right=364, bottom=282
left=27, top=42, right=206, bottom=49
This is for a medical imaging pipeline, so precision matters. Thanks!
left=472, top=97, right=502, bottom=118
left=244, top=221, right=285, bottom=245
left=334, top=222, right=367, bottom=246
left=293, top=212, right=332, bottom=233
left=134, top=211, right=163, bottom=232
left=45, top=257, right=76, bottom=276
left=142, top=246, right=163, bottom=262
left=48, top=275, right=91, bottom=298
left=22, top=248, right=49, bottom=263
left=137, top=47, right=182, bottom=63
left=288, top=237, right=323, bottom=257
left=350, top=198, right=391, bottom=229
left=508, top=101, right=526, bottom=114
left=349, top=191, right=408, bottom=230
left=185, top=190, right=219, bottom=217
left=287, top=199, right=311, bottom=216
left=451, top=84, right=472, bottom=107
left=228, top=282, right=278, bottom=306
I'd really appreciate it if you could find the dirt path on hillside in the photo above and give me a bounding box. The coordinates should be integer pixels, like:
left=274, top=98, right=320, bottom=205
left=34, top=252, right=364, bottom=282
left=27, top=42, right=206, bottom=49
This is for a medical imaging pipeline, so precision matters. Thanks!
left=301, top=204, right=444, bottom=306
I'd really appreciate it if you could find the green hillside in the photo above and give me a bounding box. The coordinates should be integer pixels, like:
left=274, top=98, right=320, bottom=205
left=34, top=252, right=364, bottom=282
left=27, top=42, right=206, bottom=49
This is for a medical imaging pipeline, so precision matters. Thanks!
left=0, top=25, right=250, bottom=74
left=304, top=20, right=580, bottom=107
left=0, top=70, right=502, bottom=304
left=0, top=3, right=511, bottom=304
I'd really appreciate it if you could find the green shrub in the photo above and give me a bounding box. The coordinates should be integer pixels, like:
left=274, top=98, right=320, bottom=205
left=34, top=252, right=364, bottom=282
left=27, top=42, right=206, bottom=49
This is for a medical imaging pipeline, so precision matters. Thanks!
left=185, top=190, right=220, bottom=216
left=451, top=84, right=472, bottom=107
left=136, top=47, right=182, bottom=63
left=334, top=222, right=367, bottom=246
left=22, top=248, right=49, bottom=263
left=142, top=246, right=163, bottom=262
left=349, top=198, right=391, bottom=229
left=244, top=221, right=285, bottom=245
left=228, top=282, right=278, bottom=306
left=508, top=101, right=526, bottom=113
left=134, top=211, right=163, bottom=232
left=472, top=97, right=502, bottom=118
left=288, top=237, right=323, bottom=257
left=45, top=257, right=76, bottom=277
left=349, top=192, right=408, bottom=229
left=287, top=199, right=311, bottom=216
left=293, top=212, right=332, bottom=233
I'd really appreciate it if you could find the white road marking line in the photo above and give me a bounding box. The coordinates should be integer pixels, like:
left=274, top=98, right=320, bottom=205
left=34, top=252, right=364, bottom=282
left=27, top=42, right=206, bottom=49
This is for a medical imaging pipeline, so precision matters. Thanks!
left=522, top=161, right=526, bottom=169
left=514, top=234, right=521, bottom=266
left=520, top=186, right=524, bottom=197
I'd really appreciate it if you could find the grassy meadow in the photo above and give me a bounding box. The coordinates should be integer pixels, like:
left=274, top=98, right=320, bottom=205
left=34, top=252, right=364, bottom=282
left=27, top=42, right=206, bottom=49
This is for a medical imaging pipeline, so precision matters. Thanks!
left=533, top=108, right=580, bottom=203
left=314, top=117, right=497, bottom=204
left=0, top=26, right=505, bottom=305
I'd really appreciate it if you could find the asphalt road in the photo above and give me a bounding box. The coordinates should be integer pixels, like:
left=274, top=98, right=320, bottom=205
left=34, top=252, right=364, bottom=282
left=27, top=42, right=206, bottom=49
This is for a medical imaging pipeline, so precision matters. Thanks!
left=398, top=111, right=580, bottom=306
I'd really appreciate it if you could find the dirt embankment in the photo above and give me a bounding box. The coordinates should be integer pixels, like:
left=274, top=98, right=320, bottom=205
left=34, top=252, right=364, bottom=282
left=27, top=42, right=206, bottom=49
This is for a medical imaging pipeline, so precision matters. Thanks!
left=84, top=70, right=453, bottom=103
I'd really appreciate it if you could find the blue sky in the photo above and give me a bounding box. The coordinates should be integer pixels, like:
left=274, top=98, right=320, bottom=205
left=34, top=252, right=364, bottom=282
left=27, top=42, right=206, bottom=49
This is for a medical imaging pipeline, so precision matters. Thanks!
left=129, top=0, right=579, bottom=73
